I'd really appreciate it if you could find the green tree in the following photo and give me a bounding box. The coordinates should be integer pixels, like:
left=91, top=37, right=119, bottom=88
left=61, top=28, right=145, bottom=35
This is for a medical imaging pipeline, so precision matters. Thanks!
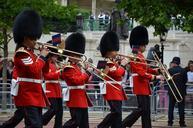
left=0, top=0, right=82, bottom=110
left=118, top=0, right=193, bottom=35
left=117, top=0, right=193, bottom=63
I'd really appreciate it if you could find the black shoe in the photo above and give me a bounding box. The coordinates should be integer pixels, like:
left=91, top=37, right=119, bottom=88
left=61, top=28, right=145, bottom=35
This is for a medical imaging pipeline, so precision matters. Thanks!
left=180, top=124, right=187, bottom=127
left=168, top=123, right=172, bottom=126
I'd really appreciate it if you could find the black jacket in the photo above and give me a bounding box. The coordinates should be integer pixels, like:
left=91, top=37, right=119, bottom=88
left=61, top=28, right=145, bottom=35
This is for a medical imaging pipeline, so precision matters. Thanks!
left=168, top=66, right=187, bottom=96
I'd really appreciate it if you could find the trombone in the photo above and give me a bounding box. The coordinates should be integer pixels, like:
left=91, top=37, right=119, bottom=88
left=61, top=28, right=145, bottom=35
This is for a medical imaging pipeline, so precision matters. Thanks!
left=117, top=53, right=159, bottom=67
left=36, top=42, right=121, bottom=91
left=152, top=51, right=183, bottom=102
left=35, top=42, right=87, bottom=62
left=117, top=53, right=157, bottom=63
left=84, top=61, right=121, bottom=91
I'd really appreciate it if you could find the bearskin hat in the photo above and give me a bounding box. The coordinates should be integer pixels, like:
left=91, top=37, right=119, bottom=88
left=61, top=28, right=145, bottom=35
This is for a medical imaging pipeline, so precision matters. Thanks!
left=65, top=32, right=86, bottom=54
left=13, top=9, right=43, bottom=44
left=129, top=25, right=149, bottom=48
left=99, top=31, right=119, bottom=57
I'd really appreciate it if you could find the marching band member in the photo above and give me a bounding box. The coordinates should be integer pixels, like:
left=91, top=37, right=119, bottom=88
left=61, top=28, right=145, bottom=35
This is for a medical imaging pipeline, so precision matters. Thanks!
left=97, top=31, right=127, bottom=128
left=12, top=9, right=49, bottom=128
left=61, top=32, right=93, bottom=128
left=42, top=41, right=63, bottom=128
left=122, top=26, right=164, bottom=128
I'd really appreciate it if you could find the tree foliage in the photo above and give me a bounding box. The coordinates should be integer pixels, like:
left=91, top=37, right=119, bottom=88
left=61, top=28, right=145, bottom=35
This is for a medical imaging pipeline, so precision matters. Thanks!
left=0, top=0, right=89, bottom=109
left=0, top=0, right=87, bottom=34
left=118, top=0, right=193, bottom=35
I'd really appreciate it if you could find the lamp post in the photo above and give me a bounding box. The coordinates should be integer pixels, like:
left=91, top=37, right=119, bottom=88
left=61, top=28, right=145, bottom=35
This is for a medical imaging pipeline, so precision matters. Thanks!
left=160, top=32, right=167, bottom=63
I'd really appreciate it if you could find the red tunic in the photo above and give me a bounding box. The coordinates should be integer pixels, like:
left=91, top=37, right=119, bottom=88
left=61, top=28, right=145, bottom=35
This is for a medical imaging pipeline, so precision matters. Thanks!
left=14, top=47, right=49, bottom=107
left=43, top=61, right=62, bottom=98
left=61, top=64, right=92, bottom=108
left=130, top=52, right=158, bottom=95
left=103, top=60, right=127, bottom=101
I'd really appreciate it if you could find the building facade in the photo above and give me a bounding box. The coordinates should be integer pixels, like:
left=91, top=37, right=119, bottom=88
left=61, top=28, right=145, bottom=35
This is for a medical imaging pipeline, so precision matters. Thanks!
left=60, top=0, right=117, bottom=16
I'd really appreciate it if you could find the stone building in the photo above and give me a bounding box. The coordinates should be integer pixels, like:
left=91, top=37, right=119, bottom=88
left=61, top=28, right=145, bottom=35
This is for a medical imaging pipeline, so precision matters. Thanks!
left=60, top=0, right=117, bottom=16
left=2, top=1, right=193, bottom=68
left=5, top=28, right=193, bottom=68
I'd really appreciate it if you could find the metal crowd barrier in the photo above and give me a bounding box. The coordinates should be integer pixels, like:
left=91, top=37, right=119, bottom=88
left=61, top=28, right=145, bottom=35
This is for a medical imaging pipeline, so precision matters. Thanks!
left=82, top=19, right=133, bottom=31
left=151, top=82, right=193, bottom=121
left=0, top=82, right=193, bottom=120
left=0, top=83, right=14, bottom=112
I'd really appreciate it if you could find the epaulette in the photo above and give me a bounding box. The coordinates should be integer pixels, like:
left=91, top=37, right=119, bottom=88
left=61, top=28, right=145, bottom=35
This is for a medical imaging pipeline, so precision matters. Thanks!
left=109, top=66, right=117, bottom=71
left=15, top=47, right=30, bottom=55
left=63, top=65, right=75, bottom=70
left=107, top=60, right=114, bottom=64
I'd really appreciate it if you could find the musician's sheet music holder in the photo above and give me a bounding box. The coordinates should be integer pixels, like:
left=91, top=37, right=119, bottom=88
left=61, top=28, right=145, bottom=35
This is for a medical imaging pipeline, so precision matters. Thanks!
left=96, top=60, right=107, bottom=70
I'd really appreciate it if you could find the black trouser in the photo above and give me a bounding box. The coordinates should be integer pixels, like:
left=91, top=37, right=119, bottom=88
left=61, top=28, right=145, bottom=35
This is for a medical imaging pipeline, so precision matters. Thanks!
left=63, top=108, right=89, bottom=128
left=23, top=106, right=42, bottom=128
left=97, top=100, right=122, bottom=128
left=42, top=98, right=63, bottom=128
left=122, top=95, right=151, bottom=128
left=168, top=94, right=185, bottom=125
left=0, top=107, right=24, bottom=128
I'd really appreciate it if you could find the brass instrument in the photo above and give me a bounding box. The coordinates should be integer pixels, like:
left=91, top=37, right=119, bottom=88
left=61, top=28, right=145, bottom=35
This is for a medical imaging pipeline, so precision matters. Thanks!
left=152, top=51, right=183, bottom=102
left=36, top=42, right=87, bottom=62
left=117, top=53, right=159, bottom=67
left=117, top=53, right=158, bottom=63
left=36, top=42, right=121, bottom=91
left=85, top=62, right=121, bottom=91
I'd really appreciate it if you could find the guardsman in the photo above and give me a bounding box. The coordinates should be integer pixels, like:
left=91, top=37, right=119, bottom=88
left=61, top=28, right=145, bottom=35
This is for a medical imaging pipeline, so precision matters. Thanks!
left=42, top=41, right=63, bottom=128
left=61, top=32, right=92, bottom=128
left=122, top=26, right=163, bottom=128
left=97, top=31, right=127, bottom=128
left=13, top=9, right=49, bottom=128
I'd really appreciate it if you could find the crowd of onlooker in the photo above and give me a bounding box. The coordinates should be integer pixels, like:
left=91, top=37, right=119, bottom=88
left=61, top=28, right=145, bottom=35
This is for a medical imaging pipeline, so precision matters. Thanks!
left=88, top=10, right=110, bottom=31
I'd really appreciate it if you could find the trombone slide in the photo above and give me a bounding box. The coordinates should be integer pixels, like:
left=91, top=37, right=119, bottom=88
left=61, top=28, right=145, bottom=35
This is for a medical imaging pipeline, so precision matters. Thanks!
left=152, top=51, right=183, bottom=102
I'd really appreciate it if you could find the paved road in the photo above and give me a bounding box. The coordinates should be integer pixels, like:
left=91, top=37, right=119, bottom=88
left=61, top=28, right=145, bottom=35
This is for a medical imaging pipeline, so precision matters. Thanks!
left=0, top=111, right=193, bottom=128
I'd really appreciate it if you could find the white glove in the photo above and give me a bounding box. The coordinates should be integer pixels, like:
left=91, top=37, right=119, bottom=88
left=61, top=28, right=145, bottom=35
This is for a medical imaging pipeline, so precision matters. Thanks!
left=156, top=75, right=164, bottom=81
left=87, top=67, right=94, bottom=74
left=77, top=62, right=87, bottom=70
left=121, top=58, right=129, bottom=66
left=40, top=47, right=49, bottom=57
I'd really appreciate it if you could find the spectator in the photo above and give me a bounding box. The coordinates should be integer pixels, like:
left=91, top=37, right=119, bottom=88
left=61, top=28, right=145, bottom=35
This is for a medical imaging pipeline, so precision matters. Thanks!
left=185, top=60, right=193, bottom=113
left=147, top=44, right=161, bottom=64
left=98, top=11, right=105, bottom=31
left=109, top=9, right=129, bottom=40
left=76, top=13, right=84, bottom=31
left=120, top=10, right=129, bottom=40
left=187, top=62, right=193, bottom=82
left=184, top=60, right=193, bottom=82
left=0, top=59, right=12, bottom=83
left=167, top=57, right=187, bottom=127
left=7, top=59, right=14, bottom=80
left=104, top=12, right=110, bottom=29
left=89, top=12, right=95, bottom=31
left=185, top=60, right=193, bottom=72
